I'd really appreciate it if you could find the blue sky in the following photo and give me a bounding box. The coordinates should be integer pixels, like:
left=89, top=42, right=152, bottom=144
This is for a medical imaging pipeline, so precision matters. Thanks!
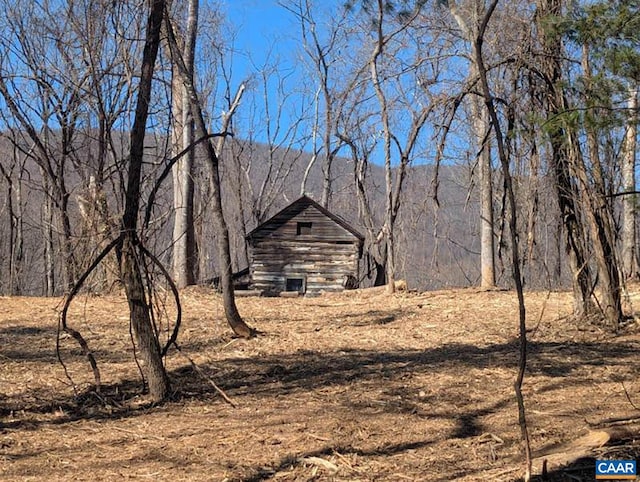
left=217, top=1, right=442, bottom=165
left=224, top=1, right=300, bottom=79
left=219, top=0, right=360, bottom=160
left=221, top=0, right=298, bottom=142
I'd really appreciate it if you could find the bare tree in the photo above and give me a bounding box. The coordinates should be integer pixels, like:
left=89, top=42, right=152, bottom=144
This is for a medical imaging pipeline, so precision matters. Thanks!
left=284, top=0, right=350, bottom=208
left=0, top=0, right=143, bottom=295
left=224, top=54, right=309, bottom=268
left=199, top=33, right=252, bottom=273
left=469, top=1, right=531, bottom=477
left=169, top=0, right=199, bottom=288
left=71, top=0, right=141, bottom=293
left=118, top=0, right=171, bottom=402
left=337, top=1, right=435, bottom=292
left=621, top=86, right=638, bottom=280
left=243, top=69, right=307, bottom=216
left=0, top=0, right=90, bottom=293
left=59, top=0, right=174, bottom=402
left=0, top=136, right=28, bottom=295
left=164, top=9, right=254, bottom=338
left=445, top=0, right=497, bottom=289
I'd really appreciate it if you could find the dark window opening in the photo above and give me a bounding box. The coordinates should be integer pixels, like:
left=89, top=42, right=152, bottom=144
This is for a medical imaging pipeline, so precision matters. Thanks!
left=296, top=221, right=312, bottom=235
left=286, top=277, right=305, bottom=293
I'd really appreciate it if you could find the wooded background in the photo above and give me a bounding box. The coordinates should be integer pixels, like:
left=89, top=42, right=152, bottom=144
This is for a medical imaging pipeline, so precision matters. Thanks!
left=0, top=0, right=637, bottom=327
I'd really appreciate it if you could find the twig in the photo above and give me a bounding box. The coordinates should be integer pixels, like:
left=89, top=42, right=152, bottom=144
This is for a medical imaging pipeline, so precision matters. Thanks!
left=621, top=381, right=640, bottom=411
left=221, top=338, right=239, bottom=350
left=486, top=467, right=521, bottom=480
left=477, top=433, right=505, bottom=445
left=137, top=242, right=182, bottom=356
left=331, top=451, right=352, bottom=468
left=299, top=456, right=338, bottom=473
left=388, top=474, right=414, bottom=481
left=173, top=343, right=237, bottom=407
left=528, top=289, right=553, bottom=337
left=592, top=415, right=640, bottom=427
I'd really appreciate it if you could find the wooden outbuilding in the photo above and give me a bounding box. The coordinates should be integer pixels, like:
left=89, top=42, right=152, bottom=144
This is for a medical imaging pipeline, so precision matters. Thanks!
left=246, top=195, right=364, bottom=296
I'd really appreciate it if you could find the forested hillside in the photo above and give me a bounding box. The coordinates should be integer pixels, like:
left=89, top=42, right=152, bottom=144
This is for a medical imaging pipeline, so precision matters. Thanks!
left=0, top=0, right=636, bottom=328
left=0, top=135, right=567, bottom=295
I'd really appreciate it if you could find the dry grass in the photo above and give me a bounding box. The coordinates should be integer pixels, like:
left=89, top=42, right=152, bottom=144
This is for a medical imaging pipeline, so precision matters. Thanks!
left=1, top=286, right=639, bottom=481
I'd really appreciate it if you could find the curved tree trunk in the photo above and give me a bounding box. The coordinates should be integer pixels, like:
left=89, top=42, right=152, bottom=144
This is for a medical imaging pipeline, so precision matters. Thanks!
left=164, top=13, right=253, bottom=338
left=472, top=2, right=531, bottom=477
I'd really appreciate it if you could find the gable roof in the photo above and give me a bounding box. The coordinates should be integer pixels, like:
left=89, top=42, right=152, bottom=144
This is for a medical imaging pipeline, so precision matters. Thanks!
left=246, top=195, right=365, bottom=242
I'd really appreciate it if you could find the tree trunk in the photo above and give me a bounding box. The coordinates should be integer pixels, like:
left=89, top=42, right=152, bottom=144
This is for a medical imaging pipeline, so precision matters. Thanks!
left=536, top=0, right=593, bottom=318
left=449, top=1, right=496, bottom=290
left=171, top=0, right=198, bottom=288
left=321, top=107, right=333, bottom=209
left=3, top=172, right=14, bottom=294
left=164, top=15, right=253, bottom=338
left=120, top=235, right=169, bottom=400
left=58, top=181, right=77, bottom=292
left=13, top=168, right=24, bottom=295
left=170, top=102, right=197, bottom=290
left=373, top=258, right=387, bottom=287
left=369, top=0, right=396, bottom=295
left=572, top=146, right=622, bottom=328
left=472, top=2, right=531, bottom=477
left=473, top=95, right=496, bottom=289
left=119, top=0, right=170, bottom=402
left=385, top=231, right=396, bottom=294
left=42, top=174, right=55, bottom=296
left=578, top=44, right=622, bottom=330
left=621, top=86, right=638, bottom=280
left=551, top=139, right=593, bottom=317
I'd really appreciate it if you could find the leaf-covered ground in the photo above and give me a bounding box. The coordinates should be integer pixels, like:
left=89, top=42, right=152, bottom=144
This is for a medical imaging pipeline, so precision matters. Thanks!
left=1, top=286, right=639, bottom=481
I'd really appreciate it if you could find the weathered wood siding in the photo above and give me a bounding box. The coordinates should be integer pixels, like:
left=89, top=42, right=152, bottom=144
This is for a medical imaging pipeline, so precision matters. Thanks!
left=248, top=201, right=362, bottom=296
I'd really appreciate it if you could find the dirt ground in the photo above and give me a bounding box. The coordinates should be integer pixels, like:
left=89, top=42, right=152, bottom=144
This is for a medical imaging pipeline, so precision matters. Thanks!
left=1, top=285, right=639, bottom=481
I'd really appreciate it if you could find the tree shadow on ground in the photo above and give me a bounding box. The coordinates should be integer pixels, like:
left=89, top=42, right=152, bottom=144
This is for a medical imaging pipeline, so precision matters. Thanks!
left=2, top=336, right=637, bottom=432
left=531, top=457, right=598, bottom=482
left=174, top=338, right=638, bottom=399
left=334, top=308, right=413, bottom=326
left=0, top=326, right=55, bottom=337
left=0, top=325, right=60, bottom=362
left=0, top=323, right=135, bottom=364
left=239, top=439, right=438, bottom=482
left=249, top=307, right=414, bottom=329
left=527, top=446, right=640, bottom=481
